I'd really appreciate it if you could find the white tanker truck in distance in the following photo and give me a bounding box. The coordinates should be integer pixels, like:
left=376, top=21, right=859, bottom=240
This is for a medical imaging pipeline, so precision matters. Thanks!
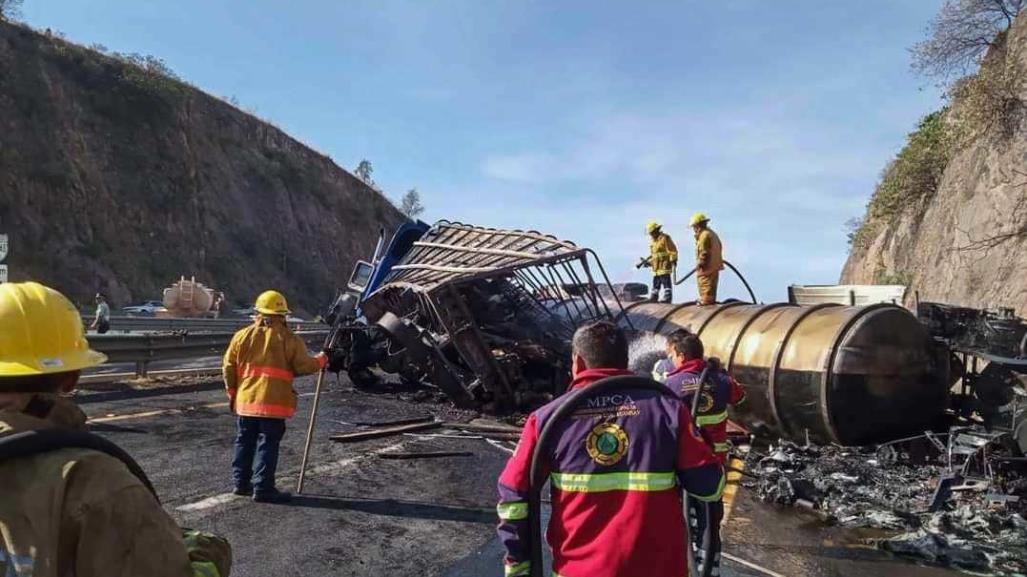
left=161, top=276, right=219, bottom=318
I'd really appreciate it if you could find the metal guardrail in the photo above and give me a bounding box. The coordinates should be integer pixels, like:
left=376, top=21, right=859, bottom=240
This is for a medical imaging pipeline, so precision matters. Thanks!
left=81, top=315, right=325, bottom=333
left=79, top=367, right=223, bottom=385
left=85, top=330, right=330, bottom=377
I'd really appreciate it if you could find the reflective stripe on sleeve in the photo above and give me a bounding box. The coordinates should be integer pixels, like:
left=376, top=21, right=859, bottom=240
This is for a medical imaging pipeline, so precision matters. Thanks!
left=234, top=402, right=295, bottom=418
left=191, top=561, right=221, bottom=577
left=238, top=364, right=294, bottom=380
left=696, top=410, right=728, bottom=426
left=497, top=501, right=529, bottom=520
left=713, top=442, right=732, bottom=453
left=690, top=473, right=726, bottom=502
left=550, top=471, right=676, bottom=493
left=505, top=561, right=531, bottom=577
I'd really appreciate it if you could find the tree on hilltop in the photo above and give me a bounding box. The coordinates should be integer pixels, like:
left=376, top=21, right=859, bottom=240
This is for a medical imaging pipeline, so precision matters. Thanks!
left=913, top=0, right=1026, bottom=80
left=400, top=189, right=425, bottom=218
left=0, top=0, right=24, bottom=21
left=354, top=160, right=374, bottom=186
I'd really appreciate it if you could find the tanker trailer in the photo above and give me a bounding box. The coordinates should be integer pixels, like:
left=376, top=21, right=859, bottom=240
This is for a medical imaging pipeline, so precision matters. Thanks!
left=617, top=301, right=953, bottom=446
left=162, top=276, right=216, bottom=318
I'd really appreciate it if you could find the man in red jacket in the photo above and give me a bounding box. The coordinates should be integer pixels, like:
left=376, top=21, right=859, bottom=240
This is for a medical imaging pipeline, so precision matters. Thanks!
left=496, top=321, right=724, bottom=577
left=664, top=330, right=746, bottom=577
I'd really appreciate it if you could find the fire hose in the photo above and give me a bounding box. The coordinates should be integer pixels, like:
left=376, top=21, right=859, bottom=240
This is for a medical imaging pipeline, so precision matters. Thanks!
left=526, top=372, right=719, bottom=577
left=673, top=260, right=759, bottom=304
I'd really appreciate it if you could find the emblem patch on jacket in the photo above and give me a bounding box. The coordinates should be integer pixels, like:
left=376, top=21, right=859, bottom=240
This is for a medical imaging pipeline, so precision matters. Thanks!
left=698, top=390, right=715, bottom=413
left=586, top=423, right=629, bottom=466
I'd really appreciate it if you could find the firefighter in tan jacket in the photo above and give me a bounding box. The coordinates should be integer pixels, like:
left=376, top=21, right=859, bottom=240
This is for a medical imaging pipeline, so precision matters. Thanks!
left=0, top=282, right=232, bottom=577
left=691, top=212, right=724, bottom=305
left=641, top=221, right=679, bottom=303
left=223, top=290, right=326, bottom=503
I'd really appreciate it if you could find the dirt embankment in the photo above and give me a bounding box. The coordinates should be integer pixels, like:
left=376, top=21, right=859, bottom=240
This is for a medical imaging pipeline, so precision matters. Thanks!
left=0, top=22, right=406, bottom=314
left=841, top=16, right=1027, bottom=316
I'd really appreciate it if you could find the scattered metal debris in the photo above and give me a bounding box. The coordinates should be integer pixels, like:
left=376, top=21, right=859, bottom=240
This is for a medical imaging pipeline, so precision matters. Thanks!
left=375, top=450, right=473, bottom=460
left=744, top=428, right=1027, bottom=574
left=329, top=421, right=442, bottom=442
left=353, top=416, right=434, bottom=427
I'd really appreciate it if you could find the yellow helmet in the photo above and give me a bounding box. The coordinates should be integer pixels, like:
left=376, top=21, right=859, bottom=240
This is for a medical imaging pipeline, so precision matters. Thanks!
left=690, top=212, right=710, bottom=226
left=254, top=290, right=290, bottom=316
left=646, top=221, right=661, bottom=234
left=0, top=282, right=107, bottom=377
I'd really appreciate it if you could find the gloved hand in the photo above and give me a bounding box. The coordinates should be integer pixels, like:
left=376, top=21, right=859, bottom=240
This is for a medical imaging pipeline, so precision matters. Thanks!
left=182, top=529, right=232, bottom=577
left=314, top=352, right=328, bottom=370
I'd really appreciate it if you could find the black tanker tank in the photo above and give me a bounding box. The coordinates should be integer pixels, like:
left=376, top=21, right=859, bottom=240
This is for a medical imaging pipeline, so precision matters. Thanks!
left=618, top=301, right=952, bottom=446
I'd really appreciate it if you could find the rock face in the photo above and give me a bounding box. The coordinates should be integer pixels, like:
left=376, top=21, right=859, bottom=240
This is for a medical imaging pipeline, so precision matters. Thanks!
left=0, top=22, right=405, bottom=314
left=841, top=17, right=1027, bottom=316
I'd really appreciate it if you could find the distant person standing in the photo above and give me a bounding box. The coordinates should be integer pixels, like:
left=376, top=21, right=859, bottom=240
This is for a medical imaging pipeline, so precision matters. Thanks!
left=690, top=213, right=723, bottom=305
left=212, top=293, right=225, bottom=319
left=223, top=290, right=327, bottom=503
left=90, top=293, right=111, bottom=334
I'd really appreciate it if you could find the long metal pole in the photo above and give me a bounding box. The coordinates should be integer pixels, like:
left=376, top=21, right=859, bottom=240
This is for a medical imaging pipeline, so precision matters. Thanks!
left=296, top=368, right=327, bottom=494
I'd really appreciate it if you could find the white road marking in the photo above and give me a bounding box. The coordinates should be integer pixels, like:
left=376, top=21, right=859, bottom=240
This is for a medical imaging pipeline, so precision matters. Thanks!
left=485, top=439, right=515, bottom=454
left=90, top=391, right=317, bottom=423
left=174, top=440, right=408, bottom=513
left=304, top=455, right=363, bottom=477
left=177, top=493, right=237, bottom=512
left=88, top=401, right=229, bottom=423
left=721, top=552, right=788, bottom=577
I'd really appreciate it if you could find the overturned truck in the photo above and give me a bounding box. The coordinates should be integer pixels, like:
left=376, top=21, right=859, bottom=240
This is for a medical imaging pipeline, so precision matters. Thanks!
left=328, top=221, right=1027, bottom=448
left=324, top=220, right=629, bottom=410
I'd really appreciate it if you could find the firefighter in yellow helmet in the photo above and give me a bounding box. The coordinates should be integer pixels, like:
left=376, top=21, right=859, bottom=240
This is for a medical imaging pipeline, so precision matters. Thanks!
left=690, top=212, right=724, bottom=305
left=223, top=290, right=327, bottom=503
left=0, top=282, right=232, bottom=577
left=639, top=221, right=678, bottom=303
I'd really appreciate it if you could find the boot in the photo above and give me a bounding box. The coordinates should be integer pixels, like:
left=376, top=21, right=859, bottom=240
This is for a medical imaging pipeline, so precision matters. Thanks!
left=253, top=488, right=292, bottom=503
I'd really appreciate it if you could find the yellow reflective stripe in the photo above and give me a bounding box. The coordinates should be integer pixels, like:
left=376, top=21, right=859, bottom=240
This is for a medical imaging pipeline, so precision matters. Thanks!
left=696, top=410, right=728, bottom=426
left=690, top=473, right=726, bottom=502
left=505, top=561, right=530, bottom=577
left=550, top=471, right=677, bottom=493
left=191, top=561, right=221, bottom=577
left=497, top=501, right=529, bottom=520
left=713, top=442, right=732, bottom=453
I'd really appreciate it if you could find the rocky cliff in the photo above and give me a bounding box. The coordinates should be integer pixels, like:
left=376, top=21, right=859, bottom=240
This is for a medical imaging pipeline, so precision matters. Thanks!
left=841, top=15, right=1027, bottom=316
left=0, top=22, right=405, bottom=314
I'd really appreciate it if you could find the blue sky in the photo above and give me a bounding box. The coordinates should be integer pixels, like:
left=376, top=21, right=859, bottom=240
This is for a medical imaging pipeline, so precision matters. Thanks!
left=24, top=1, right=945, bottom=301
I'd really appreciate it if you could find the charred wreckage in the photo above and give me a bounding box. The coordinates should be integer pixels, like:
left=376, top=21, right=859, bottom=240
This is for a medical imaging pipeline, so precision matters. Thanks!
left=321, top=220, right=1027, bottom=574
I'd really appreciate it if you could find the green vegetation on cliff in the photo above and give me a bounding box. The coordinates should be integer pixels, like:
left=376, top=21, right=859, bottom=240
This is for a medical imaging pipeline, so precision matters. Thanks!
left=848, top=111, right=954, bottom=251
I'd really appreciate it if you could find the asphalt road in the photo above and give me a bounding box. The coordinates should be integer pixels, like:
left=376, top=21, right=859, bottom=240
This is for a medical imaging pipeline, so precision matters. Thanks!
left=75, top=376, right=970, bottom=577
left=79, top=374, right=504, bottom=577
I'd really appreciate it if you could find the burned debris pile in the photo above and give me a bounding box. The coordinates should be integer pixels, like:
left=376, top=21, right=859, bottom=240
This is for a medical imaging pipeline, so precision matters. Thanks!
left=745, top=429, right=1027, bottom=574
